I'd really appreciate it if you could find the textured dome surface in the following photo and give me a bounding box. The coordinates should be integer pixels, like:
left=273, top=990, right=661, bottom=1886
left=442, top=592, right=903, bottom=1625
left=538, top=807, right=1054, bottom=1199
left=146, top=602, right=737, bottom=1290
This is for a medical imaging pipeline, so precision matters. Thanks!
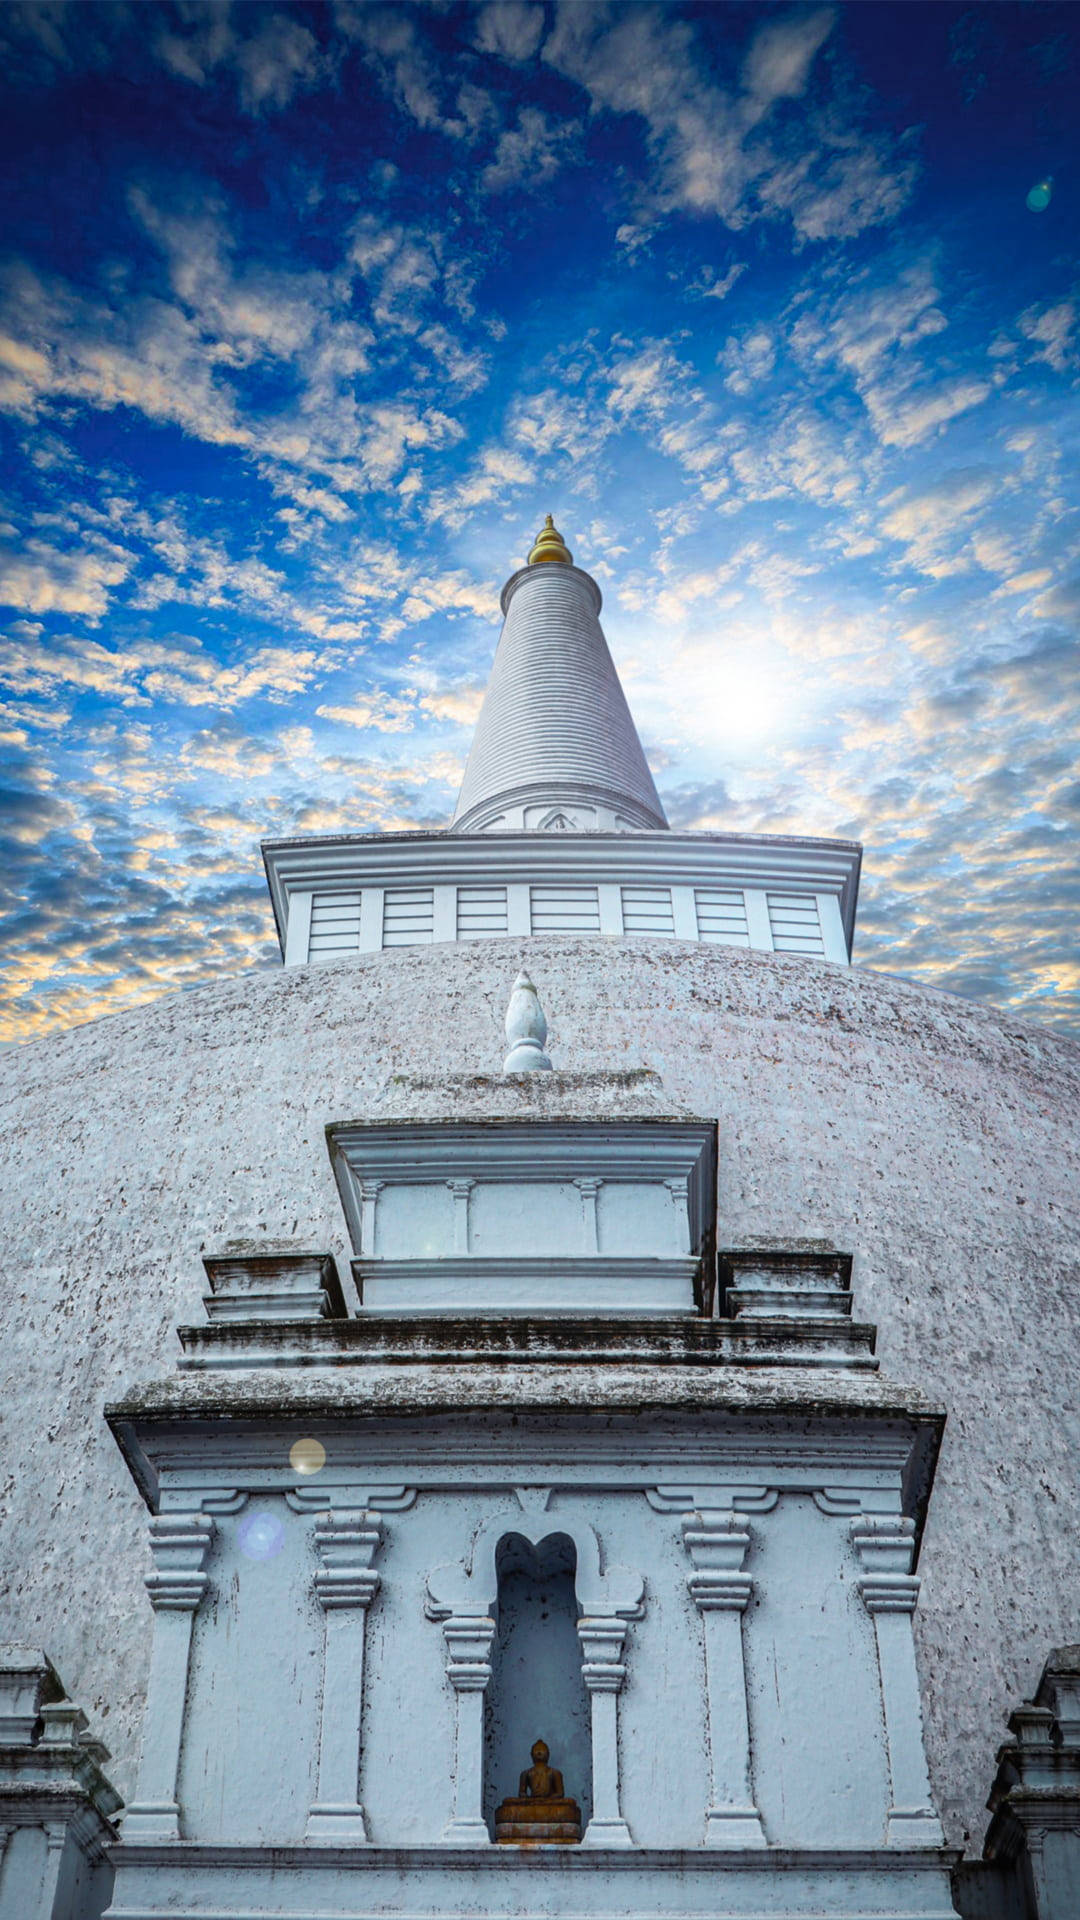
left=0, top=937, right=1077, bottom=1854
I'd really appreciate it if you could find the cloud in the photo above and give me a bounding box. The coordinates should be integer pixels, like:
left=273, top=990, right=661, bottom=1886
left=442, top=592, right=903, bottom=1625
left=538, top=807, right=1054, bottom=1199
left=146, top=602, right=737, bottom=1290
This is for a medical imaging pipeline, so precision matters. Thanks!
left=0, top=626, right=327, bottom=712
left=719, top=326, right=776, bottom=394
left=480, top=106, right=579, bottom=192
left=418, top=684, right=486, bottom=726
left=474, top=3, right=545, bottom=63
left=0, top=538, right=133, bottom=620
left=879, top=467, right=1000, bottom=575
left=425, top=442, right=535, bottom=527
left=315, top=692, right=415, bottom=732
left=340, top=4, right=469, bottom=138
left=791, top=260, right=993, bottom=447
left=606, top=341, right=703, bottom=422
left=154, top=8, right=328, bottom=113
left=543, top=1, right=913, bottom=243
left=0, top=196, right=473, bottom=512
left=690, top=261, right=748, bottom=302
left=1018, top=300, right=1078, bottom=374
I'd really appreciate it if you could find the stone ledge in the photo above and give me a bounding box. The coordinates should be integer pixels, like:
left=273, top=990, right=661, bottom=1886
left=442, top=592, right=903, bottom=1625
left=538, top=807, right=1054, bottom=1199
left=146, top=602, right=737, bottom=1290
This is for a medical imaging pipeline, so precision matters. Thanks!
left=110, top=1838, right=964, bottom=1871
left=174, top=1312, right=879, bottom=1370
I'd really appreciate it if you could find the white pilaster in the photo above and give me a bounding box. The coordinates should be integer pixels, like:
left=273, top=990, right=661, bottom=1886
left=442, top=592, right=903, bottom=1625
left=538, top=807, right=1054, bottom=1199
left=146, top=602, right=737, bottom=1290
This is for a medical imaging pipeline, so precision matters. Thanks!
left=306, top=1510, right=382, bottom=1843
left=817, top=891, right=849, bottom=964
left=578, top=1619, right=633, bottom=1847
left=597, top=883, right=623, bottom=936
left=852, top=1516, right=944, bottom=1846
left=665, top=1177, right=690, bottom=1254
left=283, top=890, right=313, bottom=967
left=575, top=1178, right=601, bottom=1253
left=123, top=1513, right=213, bottom=1841
left=35, top=1821, right=68, bottom=1920
left=433, top=885, right=457, bottom=944
left=447, top=1180, right=473, bottom=1254
left=442, top=1618, right=495, bottom=1843
left=671, top=885, right=698, bottom=941
left=506, top=883, right=531, bottom=936
left=358, top=886, right=384, bottom=952
left=359, top=1179, right=383, bottom=1257
left=744, top=889, right=774, bottom=951
left=682, top=1510, right=766, bottom=1847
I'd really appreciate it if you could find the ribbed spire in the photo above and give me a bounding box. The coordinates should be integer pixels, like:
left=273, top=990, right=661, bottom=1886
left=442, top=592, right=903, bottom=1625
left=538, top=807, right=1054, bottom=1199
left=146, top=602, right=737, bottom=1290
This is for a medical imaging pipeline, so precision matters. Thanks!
left=451, top=518, right=668, bottom=834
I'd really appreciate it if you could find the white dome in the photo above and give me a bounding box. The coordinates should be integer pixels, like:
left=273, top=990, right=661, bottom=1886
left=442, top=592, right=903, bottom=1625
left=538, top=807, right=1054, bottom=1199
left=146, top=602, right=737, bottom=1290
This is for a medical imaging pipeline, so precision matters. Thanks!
left=1, top=935, right=1077, bottom=1854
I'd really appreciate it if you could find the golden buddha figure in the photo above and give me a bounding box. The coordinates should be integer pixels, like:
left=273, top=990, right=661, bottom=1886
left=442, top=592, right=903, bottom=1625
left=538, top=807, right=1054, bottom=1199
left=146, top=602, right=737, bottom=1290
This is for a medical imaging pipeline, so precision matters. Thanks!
left=494, top=1739, right=582, bottom=1845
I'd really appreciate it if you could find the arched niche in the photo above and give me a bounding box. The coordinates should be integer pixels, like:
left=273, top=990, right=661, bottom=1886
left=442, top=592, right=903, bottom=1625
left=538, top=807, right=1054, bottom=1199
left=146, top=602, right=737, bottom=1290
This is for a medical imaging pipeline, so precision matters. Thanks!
left=427, top=1508, right=643, bottom=1845
left=482, top=1531, right=592, bottom=1836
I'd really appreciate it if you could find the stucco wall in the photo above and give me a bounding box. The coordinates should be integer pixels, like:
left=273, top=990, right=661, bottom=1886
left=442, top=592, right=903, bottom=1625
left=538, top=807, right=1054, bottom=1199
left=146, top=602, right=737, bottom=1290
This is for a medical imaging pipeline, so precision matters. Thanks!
left=0, top=935, right=1077, bottom=1851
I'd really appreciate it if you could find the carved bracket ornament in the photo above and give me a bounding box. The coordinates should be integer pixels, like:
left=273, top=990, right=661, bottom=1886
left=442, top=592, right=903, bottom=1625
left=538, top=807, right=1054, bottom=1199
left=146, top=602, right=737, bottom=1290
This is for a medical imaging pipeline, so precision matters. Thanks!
left=426, top=1511, right=644, bottom=1847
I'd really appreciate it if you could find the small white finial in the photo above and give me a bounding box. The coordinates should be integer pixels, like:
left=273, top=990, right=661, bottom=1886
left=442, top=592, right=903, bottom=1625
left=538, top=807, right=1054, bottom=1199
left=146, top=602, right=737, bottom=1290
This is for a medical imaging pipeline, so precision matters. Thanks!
left=502, top=971, right=552, bottom=1074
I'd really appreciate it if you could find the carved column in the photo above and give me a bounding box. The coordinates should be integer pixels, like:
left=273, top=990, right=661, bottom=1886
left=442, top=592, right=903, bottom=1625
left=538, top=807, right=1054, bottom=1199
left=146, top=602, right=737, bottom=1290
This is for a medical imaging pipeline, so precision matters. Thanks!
left=123, top=1513, right=213, bottom=1840
left=359, top=1179, right=383, bottom=1255
left=574, top=1178, right=601, bottom=1252
left=446, top=1179, right=474, bottom=1254
left=442, top=1617, right=495, bottom=1843
left=681, top=1509, right=766, bottom=1847
left=306, top=1510, right=383, bottom=1843
left=578, top=1619, right=633, bottom=1847
left=852, top=1516, right=943, bottom=1845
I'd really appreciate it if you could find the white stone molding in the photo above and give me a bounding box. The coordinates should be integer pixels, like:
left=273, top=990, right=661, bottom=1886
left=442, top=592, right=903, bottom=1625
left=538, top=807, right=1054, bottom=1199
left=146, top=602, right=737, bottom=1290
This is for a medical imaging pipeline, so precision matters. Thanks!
left=427, top=1511, right=644, bottom=1848
left=512, top=1485, right=553, bottom=1513
left=285, top=1483, right=416, bottom=1515
left=851, top=1516, right=944, bottom=1847
left=646, top=1485, right=780, bottom=1514
left=306, top=1510, right=383, bottom=1844
left=123, top=1513, right=214, bottom=1841
left=681, top=1510, right=767, bottom=1848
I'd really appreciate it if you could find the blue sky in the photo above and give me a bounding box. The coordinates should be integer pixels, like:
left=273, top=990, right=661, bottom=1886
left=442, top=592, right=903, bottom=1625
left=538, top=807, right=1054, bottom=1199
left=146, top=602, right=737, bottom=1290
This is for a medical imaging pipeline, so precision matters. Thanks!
left=0, top=0, right=1077, bottom=1042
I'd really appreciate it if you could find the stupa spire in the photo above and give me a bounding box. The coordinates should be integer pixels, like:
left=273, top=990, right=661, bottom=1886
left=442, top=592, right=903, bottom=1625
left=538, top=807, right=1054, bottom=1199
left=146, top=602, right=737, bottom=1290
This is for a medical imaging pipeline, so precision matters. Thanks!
left=527, top=514, right=572, bottom=566
left=451, top=516, right=668, bottom=835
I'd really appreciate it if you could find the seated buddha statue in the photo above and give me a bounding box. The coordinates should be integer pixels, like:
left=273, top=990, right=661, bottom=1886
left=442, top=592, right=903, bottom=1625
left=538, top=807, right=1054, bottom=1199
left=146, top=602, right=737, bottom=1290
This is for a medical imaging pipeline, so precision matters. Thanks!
left=494, top=1740, right=582, bottom=1845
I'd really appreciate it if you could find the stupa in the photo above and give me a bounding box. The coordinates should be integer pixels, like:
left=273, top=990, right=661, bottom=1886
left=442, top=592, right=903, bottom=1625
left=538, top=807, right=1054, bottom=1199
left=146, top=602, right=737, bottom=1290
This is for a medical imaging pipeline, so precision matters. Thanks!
left=0, top=518, right=1077, bottom=1920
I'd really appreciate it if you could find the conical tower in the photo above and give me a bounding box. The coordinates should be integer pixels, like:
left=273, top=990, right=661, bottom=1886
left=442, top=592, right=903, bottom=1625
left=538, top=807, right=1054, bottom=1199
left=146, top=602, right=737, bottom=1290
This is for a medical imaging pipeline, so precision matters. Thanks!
left=451, top=515, right=668, bottom=833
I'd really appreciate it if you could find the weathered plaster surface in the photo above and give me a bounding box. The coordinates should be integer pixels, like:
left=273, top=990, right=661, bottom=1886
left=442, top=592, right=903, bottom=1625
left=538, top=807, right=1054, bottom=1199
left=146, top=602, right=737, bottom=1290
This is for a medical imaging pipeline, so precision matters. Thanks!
left=0, top=936, right=1077, bottom=1855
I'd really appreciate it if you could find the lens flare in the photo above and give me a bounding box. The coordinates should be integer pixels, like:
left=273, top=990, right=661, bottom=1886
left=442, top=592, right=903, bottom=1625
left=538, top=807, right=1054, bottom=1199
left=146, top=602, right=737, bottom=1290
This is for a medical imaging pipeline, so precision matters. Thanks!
left=238, top=1510, right=285, bottom=1561
left=1026, top=178, right=1053, bottom=212
left=289, top=1437, right=326, bottom=1475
